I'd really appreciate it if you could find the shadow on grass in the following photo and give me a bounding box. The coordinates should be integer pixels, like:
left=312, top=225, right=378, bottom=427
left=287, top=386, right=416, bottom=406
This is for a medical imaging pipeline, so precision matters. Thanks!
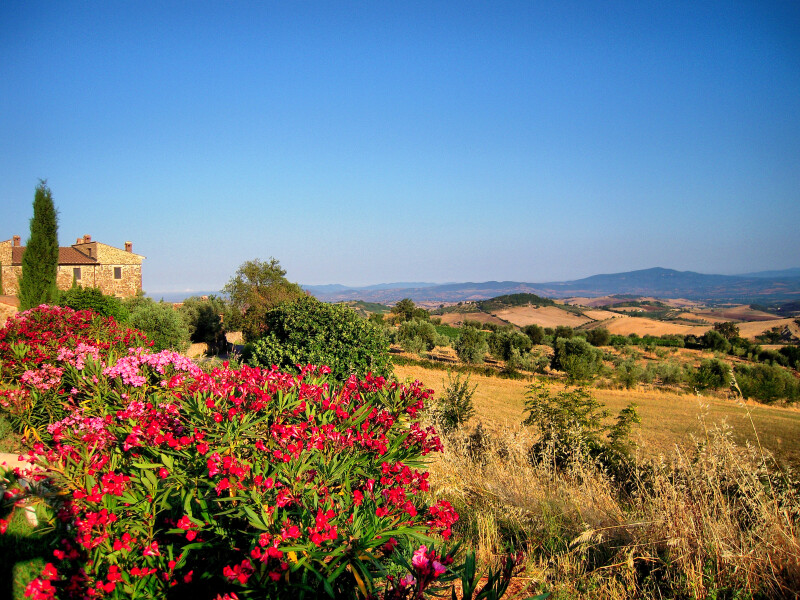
left=0, top=505, right=59, bottom=600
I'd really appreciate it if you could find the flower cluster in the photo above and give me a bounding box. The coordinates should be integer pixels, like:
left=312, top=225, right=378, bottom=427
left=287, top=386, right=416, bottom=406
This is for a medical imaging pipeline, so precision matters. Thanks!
left=0, top=306, right=470, bottom=600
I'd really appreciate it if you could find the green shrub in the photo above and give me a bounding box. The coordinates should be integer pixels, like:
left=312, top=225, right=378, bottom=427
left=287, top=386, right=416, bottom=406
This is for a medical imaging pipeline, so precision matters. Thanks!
left=432, top=371, right=477, bottom=434
left=702, top=329, right=731, bottom=353
left=551, top=337, right=604, bottom=382
left=615, top=358, right=645, bottom=389
left=56, top=286, right=129, bottom=322
left=553, top=325, right=574, bottom=340
left=522, top=324, right=545, bottom=345
left=734, top=363, right=800, bottom=404
left=520, top=350, right=550, bottom=374
left=779, top=345, right=800, bottom=370
left=757, top=348, right=790, bottom=367
left=129, top=300, right=190, bottom=352
left=523, top=379, right=640, bottom=469
left=487, top=330, right=532, bottom=361
left=455, top=326, right=489, bottom=365
left=585, top=327, right=610, bottom=347
left=247, top=296, right=391, bottom=380
left=647, top=359, right=686, bottom=386
left=397, top=318, right=441, bottom=354
left=692, top=358, right=731, bottom=390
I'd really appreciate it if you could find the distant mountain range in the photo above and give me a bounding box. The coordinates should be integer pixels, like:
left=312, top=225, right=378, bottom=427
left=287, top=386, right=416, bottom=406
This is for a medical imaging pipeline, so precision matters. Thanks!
left=303, top=267, right=800, bottom=304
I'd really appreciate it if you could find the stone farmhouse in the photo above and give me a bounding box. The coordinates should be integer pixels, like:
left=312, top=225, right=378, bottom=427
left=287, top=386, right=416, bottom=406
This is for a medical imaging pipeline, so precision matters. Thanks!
left=0, top=234, right=145, bottom=298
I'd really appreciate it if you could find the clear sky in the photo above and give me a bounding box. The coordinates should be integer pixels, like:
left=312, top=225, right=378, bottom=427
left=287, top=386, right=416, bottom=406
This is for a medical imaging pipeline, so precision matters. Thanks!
left=2, top=1, right=799, bottom=294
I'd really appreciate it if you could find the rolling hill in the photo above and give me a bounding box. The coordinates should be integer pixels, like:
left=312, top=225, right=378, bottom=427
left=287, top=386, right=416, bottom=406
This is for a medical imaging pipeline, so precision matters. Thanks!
left=304, top=267, right=800, bottom=304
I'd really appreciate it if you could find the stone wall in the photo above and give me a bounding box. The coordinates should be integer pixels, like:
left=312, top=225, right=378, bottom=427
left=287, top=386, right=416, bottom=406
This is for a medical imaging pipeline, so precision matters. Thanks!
left=0, top=239, right=13, bottom=295
left=0, top=238, right=144, bottom=298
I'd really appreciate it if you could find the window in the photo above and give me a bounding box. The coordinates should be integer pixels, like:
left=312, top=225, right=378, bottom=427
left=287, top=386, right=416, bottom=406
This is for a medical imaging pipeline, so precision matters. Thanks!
left=73, top=268, right=81, bottom=281
left=114, top=267, right=122, bottom=279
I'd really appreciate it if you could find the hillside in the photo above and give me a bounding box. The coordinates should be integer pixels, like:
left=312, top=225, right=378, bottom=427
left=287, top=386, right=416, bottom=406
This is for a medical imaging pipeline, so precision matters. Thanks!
left=304, top=267, right=800, bottom=304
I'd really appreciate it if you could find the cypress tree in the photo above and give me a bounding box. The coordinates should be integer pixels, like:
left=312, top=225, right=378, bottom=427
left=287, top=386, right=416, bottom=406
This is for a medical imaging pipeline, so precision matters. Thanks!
left=19, top=180, right=60, bottom=310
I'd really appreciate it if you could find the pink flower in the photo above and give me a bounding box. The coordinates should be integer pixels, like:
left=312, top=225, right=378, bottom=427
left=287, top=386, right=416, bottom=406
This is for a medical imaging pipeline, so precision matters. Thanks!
left=412, top=545, right=428, bottom=569
left=143, top=541, right=160, bottom=556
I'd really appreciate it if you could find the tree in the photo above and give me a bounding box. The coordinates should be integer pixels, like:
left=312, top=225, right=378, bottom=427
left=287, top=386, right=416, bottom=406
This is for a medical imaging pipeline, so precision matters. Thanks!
left=553, top=325, right=574, bottom=340
left=397, top=318, right=440, bottom=355
left=222, top=258, right=306, bottom=342
left=551, top=336, right=604, bottom=382
left=585, top=327, right=610, bottom=347
left=487, top=329, right=531, bottom=361
left=702, top=329, right=731, bottom=353
left=19, top=181, right=59, bottom=309
left=247, top=296, right=391, bottom=381
left=390, top=298, right=428, bottom=323
left=179, top=295, right=230, bottom=354
left=713, top=321, right=740, bottom=341
left=128, top=299, right=191, bottom=352
left=522, top=324, right=545, bottom=345
left=455, top=326, right=489, bottom=365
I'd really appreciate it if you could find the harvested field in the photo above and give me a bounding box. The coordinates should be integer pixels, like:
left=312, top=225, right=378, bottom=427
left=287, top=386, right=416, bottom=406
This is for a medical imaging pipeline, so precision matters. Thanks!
left=674, top=311, right=715, bottom=323
left=492, top=305, right=591, bottom=328
left=737, top=318, right=799, bottom=340
left=393, top=363, right=800, bottom=465
left=581, top=309, right=620, bottom=320
left=603, top=315, right=708, bottom=337
left=694, top=305, right=780, bottom=322
left=437, top=312, right=509, bottom=327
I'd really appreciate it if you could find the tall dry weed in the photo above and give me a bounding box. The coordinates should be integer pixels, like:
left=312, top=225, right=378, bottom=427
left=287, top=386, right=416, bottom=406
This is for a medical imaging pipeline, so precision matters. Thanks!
left=427, top=417, right=800, bottom=599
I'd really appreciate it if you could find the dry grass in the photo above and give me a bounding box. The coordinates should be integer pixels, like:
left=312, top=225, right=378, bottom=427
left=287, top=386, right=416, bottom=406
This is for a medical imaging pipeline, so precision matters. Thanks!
left=426, top=415, right=800, bottom=598
left=601, top=316, right=709, bottom=337
left=438, top=312, right=509, bottom=327
left=493, top=305, right=592, bottom=328
left=737, top=318, right=799, bottom=340
left=395, top=363, right=800, bottom=466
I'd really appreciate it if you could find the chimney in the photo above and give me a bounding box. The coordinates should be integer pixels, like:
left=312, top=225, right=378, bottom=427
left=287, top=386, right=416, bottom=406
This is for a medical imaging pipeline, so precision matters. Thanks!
left=83, top=234, right=91, bottom=243
left=12, top=235, right=20, bottom=247
left=125, top=241, right=132, bottom=253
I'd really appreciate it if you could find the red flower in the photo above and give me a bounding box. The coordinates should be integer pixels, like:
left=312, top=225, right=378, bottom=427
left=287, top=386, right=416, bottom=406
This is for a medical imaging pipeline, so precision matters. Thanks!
left=143, top=541, right=160, bottom=556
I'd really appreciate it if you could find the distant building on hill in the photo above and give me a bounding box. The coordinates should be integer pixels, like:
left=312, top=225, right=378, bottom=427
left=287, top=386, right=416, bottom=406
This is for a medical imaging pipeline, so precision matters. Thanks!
left=0, top=234, right=144, bottom=298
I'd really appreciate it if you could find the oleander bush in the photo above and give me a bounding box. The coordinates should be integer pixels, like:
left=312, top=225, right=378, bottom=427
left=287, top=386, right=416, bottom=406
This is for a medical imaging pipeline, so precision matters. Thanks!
left=1, top=305, right=525, bottom=600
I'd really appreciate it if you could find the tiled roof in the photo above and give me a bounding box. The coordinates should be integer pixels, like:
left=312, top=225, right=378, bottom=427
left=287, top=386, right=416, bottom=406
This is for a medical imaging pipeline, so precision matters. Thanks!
left=11, top=247, right=98, bottom=266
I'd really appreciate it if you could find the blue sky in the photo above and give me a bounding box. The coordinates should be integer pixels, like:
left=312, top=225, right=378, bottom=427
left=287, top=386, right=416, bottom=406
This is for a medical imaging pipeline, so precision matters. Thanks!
left=2, top=1, right=799, bottom=294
